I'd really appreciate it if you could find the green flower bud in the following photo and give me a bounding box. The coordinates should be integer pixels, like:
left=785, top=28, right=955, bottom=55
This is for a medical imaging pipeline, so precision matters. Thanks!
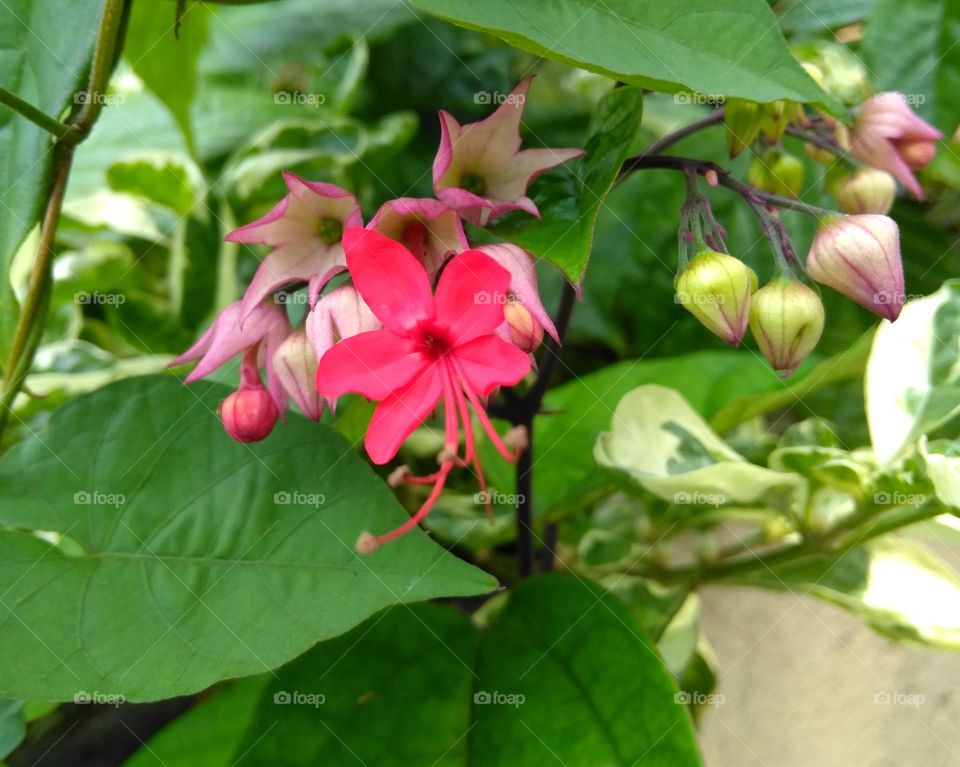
left=749, top=149, right=805, bottom=198
left=834, top=168, right=896, bottom=215
left=749, top=277, right=825, bottom=377
left=758, top=101, right=789, bottom=143
left=676, top=251, right=757, bottom=346
left=725, top=99, right=762, bottom=158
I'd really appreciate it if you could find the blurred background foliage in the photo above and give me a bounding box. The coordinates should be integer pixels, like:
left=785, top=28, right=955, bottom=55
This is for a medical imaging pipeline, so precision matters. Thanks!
left=5, top=0, right=960, bottom=764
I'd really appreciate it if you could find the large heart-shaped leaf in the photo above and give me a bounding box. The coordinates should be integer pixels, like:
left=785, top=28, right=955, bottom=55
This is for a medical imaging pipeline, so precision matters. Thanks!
left=206, top=575, right=701, bottom=766
left=412, top=0, right=840, bottom=113
left=0, top=0, right=103, bottom=363
left=470, top=575, right=703, bottom=766
left=0, top=375, right=495, bottom=702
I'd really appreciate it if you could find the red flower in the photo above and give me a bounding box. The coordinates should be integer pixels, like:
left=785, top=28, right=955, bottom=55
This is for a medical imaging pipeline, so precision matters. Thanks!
left=316, top=229, right=531, bottom=548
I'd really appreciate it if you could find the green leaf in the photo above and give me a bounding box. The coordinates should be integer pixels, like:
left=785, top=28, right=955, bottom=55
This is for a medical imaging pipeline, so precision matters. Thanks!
left=709, top=331, right=873, bottom=434
left=594, top=384, right=807, bottom=515
left=105, top=153, right=204, bottom=216
left=0, top=375, right=495, bottom=702
left=491, top=86, right=642, bottom=284
left=743, top=538, right=960, bottom=649
left=0, top=700, right=25, bottom=760
left=232, top=576, right=703, bottom=766
left=124, top=1, right=211, bottom=154
left=124, top=677, right=268, bottom=767
left=0, top=0, right=103, bottom=365
left=471, top=575, right=702, bottom=766
left=866, top=282, right=960, bottom=462
left=510, top=350, right=820, bottom=519
left=232, top=603, right=478, bottom=766
left=862, top=0, right=960, bottom=131
left=412, top=0, right=840, bottom=113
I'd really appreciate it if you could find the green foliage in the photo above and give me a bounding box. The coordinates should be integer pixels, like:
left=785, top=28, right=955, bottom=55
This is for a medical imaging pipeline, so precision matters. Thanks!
left=130, top=576, right=703, bottom=766
left=124, top=1, right=211, bottom=154
left=412, top=0, right=840, bottom=113
left=0, top=0, right=103, bottom=364
left=863, top=0, right=960, bottom=129
left=492, top=86, right=643, bottom=284
left=0, top=376, right=495, bottom=701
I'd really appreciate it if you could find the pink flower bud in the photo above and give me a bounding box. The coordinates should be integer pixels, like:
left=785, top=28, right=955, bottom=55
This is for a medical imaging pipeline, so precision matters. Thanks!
left=749, top=278, right=825, bottom=377
left=806, top=214, right=904, bottom=321
left=834, top=168, right=895, bottom=215
left=220, top=383, right=279, bottom=443
left=850, top=92, right=941, bottom=200
left=273, top=329, right=322, bottom=421
left=504, top=299, right=544, bottom=353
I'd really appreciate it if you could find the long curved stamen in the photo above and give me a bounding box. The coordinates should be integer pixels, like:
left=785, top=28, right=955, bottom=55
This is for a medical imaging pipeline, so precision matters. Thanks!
left=452, top=359, right=520, bottom=462
left=446, top=361, right=492, bottom=516
left=374, top=460, right=454, bottom=546
left=364, top=367, right=460, bottom=550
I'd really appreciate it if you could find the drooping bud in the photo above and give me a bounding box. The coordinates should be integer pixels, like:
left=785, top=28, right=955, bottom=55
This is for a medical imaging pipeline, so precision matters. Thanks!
left=849, top=92, right=942, bottom=200
left=749, top=277, right=825, bottom=377
left=504, top=299, right=544, bottom=353
left=725, top=99, right=762, bottom=158
left=806, top=214, right=904, bottom=321
left=748, top=149, right=804, bottom=198
left=834, top=168, right=896, bottom=214
left=273, top=329, right=322, bottom=420
left=220, top=382, right=279, bottom=442
left=758, top=101, right=790, bottom=143
left=675, top=251, right=757, bottom=345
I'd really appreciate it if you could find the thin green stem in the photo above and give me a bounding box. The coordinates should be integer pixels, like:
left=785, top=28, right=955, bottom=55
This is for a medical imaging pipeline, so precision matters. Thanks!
left=632, top=502, right=942, bottom=586
left=63, top=0, right=127, bottom=144
left=0, top=88, right=71, bottom=139
left=0, top=0, right=129, bottom=437
left=640, top=108, right=724, bottom=157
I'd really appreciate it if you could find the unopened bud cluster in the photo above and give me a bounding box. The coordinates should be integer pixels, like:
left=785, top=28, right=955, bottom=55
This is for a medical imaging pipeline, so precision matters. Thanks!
left=676, top=213, right=904, bottom=376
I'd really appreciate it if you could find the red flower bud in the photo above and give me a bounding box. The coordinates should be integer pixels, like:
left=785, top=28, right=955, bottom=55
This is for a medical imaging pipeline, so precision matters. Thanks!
left=220, top=384, right=279, bottom=443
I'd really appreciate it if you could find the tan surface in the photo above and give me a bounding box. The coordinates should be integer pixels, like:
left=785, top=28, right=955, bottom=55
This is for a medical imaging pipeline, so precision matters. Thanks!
left=697, top=586, right=960, bottom=766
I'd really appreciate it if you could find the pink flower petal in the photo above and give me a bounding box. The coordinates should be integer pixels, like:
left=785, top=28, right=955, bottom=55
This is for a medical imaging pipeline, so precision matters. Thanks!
left=342, top=228, right=435, bottom=334
left=453, top=335, right=531, bottom=396
left=174, top=301, right=288, bottom=383
left=364, top=365, right=445, bottom=464
left=315, top=329, right=424, bottom=401
left=433, top=250, right=511, bottom=345
left=475, top=243, right=559, bottom=342
left=239, top=242, right=346, bottom=324
left=367, top=197, right=467, bottom=276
